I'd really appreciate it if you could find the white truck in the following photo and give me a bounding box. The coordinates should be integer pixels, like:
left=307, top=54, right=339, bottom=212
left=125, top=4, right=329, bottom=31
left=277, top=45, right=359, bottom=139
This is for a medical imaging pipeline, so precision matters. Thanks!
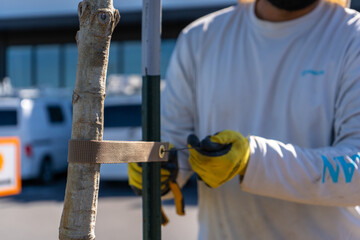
left=0, top=88, right=142, bottom=183
left=0, top=90, right=72, bottom=183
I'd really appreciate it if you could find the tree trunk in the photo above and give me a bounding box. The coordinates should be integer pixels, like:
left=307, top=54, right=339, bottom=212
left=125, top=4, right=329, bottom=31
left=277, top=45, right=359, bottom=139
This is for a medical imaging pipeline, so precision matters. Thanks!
left=59, top=1, right=119, bottom=239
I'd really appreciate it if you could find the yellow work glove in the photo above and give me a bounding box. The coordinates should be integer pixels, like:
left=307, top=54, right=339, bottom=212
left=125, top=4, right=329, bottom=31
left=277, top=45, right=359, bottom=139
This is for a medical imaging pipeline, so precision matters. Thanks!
left=188, top=130, right=250, bottom=188
left=128, top=145, right=185, bottom=226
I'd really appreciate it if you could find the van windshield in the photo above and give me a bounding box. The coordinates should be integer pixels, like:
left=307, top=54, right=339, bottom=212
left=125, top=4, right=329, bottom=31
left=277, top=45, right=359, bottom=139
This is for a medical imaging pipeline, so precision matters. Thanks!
left=0, top=110, right=17, bottom=126
left=104, top=105, right=141, bottom=128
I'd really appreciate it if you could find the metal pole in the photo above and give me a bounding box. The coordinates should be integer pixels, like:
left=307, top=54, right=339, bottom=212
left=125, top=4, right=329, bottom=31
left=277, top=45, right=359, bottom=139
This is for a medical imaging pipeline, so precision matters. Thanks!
left=142, top=0, right=162, bottom=240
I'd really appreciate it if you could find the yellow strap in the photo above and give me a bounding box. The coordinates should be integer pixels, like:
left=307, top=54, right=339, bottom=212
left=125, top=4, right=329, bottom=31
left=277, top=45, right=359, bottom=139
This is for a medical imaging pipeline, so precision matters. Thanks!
left=169, top=181, right=185, bottom=216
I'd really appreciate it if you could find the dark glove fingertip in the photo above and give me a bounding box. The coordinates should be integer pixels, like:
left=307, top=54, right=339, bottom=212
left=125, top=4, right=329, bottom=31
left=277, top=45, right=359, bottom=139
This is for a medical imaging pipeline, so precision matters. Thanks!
left=187, top=134, right=200, bottom=147
left=168, top=148, right=178, bottom=163
left=200, top=136, right=225, bottom=152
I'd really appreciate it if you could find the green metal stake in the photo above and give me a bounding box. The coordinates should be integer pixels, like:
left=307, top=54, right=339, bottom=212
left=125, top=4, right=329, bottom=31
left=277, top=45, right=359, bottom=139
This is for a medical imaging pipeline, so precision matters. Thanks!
left=142, top=0, right=162, bottom=239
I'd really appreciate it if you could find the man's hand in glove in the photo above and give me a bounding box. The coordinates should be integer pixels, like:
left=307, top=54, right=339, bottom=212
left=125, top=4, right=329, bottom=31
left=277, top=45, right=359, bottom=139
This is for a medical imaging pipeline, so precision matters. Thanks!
left=128, top=144, right=185, bottom=225
left=188, top=130, right=250, bottom=188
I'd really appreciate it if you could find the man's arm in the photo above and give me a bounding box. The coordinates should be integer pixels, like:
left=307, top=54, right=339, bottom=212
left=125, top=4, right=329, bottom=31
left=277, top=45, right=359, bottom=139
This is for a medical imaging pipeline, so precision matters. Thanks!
left=241, top=34, right=360, bottom=207
left=242, top=136, right=360, bottom=206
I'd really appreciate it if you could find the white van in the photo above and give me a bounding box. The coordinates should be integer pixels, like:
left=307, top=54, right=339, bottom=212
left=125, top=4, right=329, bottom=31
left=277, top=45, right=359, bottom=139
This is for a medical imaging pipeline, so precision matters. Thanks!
left=101, top=95, right=142, bottom=180
left=0, top=89, right=142, bottom=182
left=0, top=91, right=72, bottom=183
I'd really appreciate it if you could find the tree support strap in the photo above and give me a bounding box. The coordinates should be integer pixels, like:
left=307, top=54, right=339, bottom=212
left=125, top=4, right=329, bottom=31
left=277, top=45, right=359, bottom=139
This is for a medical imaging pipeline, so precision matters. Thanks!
left=68, top=140, right=169, bottom=164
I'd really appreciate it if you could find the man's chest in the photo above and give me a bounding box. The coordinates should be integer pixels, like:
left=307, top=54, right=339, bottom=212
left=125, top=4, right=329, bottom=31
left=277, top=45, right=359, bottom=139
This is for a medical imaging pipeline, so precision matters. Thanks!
left=194, top=40, right=340, bottom=146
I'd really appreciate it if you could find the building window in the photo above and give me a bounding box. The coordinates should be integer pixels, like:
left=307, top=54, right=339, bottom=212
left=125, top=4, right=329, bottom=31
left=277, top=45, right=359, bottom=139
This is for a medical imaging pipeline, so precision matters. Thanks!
left=108, top=42, right=121, bottom=76
left=37, top=45, right=60, bottom=88
left=7, top=46, right=32, bottom=88
left=64, top=44, right=78, bottom=89
left=123, top=41, right=141, bottom=75
left=6, top=40, right=176, bottom=90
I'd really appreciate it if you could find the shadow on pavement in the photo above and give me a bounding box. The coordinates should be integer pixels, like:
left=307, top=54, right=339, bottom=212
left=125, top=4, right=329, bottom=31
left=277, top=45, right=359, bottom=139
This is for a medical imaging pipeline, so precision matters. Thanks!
left=0, top=173, right=198, bottom=206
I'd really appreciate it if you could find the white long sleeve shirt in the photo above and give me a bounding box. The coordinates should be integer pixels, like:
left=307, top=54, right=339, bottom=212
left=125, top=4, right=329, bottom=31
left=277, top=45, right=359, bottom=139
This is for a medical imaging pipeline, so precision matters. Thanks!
left=161, top=1, right=360, bottom=239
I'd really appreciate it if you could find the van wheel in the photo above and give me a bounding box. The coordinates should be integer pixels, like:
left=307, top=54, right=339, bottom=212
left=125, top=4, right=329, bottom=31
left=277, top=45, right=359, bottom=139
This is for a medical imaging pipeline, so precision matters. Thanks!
left=39, top=158, right=54, bottom=184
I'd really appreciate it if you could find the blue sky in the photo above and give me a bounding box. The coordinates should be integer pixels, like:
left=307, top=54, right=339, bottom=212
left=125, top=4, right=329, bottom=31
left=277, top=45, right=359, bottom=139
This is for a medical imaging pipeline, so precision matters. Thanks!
left=0, top=0, right=237, bottom=19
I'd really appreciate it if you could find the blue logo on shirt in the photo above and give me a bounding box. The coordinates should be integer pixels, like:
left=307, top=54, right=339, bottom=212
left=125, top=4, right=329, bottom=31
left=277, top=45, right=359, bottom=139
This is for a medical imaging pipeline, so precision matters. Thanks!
left=302, top=70, right=325, bottom=77
left=322, top=154, right=360, bottom=183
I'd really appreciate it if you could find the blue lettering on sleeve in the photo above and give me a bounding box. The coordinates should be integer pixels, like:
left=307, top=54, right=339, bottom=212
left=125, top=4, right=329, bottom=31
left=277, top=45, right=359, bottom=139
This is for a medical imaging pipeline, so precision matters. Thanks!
left=351, top=154, right=360, bottom=164
left=335, top=156, right=356, bottom=183
left=322, top=154, right=360, bottom=183
left=322, top=155, right=339, bottom=183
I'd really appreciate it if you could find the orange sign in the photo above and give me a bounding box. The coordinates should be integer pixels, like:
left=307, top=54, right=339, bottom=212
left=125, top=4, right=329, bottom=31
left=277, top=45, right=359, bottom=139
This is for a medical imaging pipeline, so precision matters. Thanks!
left=0, top=153, right=3, bottom=171
left=0, top=137, right=21, bottom=197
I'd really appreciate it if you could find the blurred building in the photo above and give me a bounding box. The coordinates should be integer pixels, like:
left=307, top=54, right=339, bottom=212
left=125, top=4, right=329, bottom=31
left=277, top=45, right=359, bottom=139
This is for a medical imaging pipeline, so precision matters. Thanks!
left=1, top=0, right=360, bottom=90
left=0, top=0, right=237, bottom=90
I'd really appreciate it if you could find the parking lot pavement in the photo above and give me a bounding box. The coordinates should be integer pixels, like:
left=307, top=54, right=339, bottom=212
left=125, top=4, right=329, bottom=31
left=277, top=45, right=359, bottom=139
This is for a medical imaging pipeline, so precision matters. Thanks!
left=0, top=176, right=198, bottom=240
left=96, top=196, right=198, bottom=240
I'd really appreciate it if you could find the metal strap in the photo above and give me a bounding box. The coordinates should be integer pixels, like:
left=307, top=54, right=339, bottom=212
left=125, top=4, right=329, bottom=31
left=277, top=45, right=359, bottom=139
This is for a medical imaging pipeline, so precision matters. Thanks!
left=68, top=140, right=169, bottom=164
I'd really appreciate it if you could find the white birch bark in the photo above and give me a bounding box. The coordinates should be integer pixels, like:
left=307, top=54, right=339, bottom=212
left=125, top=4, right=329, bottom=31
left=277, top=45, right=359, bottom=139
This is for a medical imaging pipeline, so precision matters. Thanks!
left=59, top=1, right=119, bottom=239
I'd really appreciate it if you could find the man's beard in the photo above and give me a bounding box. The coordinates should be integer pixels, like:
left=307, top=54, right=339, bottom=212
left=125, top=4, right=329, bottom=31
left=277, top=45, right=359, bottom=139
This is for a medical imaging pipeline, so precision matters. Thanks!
left=266, top=0, right=318, bottom=11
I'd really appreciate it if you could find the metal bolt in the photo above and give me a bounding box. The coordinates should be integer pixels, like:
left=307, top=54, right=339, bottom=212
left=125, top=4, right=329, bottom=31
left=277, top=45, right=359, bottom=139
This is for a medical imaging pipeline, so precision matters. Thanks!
left=159, top=145, right=165, bottom=159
